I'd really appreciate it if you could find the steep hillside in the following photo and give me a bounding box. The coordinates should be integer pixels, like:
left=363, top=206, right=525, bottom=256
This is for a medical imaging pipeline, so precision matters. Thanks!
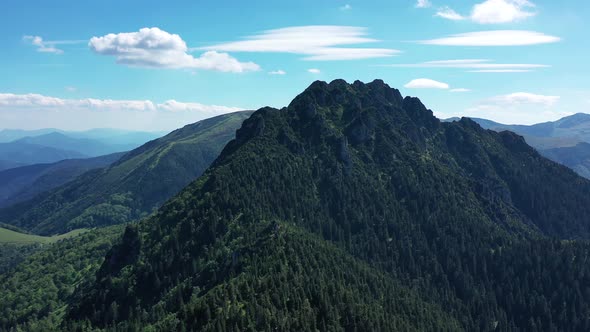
left=0, top=227, right=89, bottom=274
left=63, top=80, right=590, bottom=331
left=542, top=142, right=590, bottom=179
left=0, top=226, right=123, bottom=330
left=467, top=113, right=590, bottom=143
left=453, top=115, right=590, bottom=179
left=0, top=153, right=124, bottom=208
left=0, top=111, right=252, bottom=235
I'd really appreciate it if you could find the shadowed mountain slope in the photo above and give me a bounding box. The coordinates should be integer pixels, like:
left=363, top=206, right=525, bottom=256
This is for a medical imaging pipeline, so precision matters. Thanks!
left=62, top=80, right=590, bottom=331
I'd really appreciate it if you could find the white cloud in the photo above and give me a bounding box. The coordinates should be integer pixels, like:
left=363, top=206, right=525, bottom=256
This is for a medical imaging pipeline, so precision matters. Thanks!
left=156, top=100, right=241, bottom=113
left=382, top=59, right=548, bottom=72
left=65, top=86, right=77, bottom=92
left=488, top=92, right=560, bottom=106
left=0, top=92, right=242, bottom=114
left=419, top=30, right=560, bottom=46
left=268, top=70, right=286, bottom=75
left=201, top=26, right=400, bottom=61
left=471, top=0, right=536, bottom=24
left=23, top=36, right=64, bottom=54
left=469, top=69, right=532, bottom=72
left=404, top=78, right=449, bottom=89
left=464, top=92, right=565, bottom=124
left=89, top=27, right=259, bottom=72
left=434, top=0, right=536, bottom=24
left=435, top=7, right=466, bottom=20
left=0, top=92, right=246, bottom=131
left=450, top=88, right=471, bottom=92
left=0, top=93, right=156, bottom=111
left=340, top=4, right=352, bottom=10
left=308, top=68, right=321, bottom=74
left=416, top=0, right=431, bottom=8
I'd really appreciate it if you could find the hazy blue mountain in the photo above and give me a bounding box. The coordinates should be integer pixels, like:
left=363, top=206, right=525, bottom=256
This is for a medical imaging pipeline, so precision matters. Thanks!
left=0, top=161, right=24, bottom=172
left=0, top=141, right=87, bottom=168
left=0, top=153, right=124, bottom=208
left=0, top=128, right=163, bottom=150
left=65, top=129, right=165, bottom=147
left=0, top=129, right=64, bottom=143
left=15, top=132, right=132, bottom=157
left=0, top=130, right=164, bottom=171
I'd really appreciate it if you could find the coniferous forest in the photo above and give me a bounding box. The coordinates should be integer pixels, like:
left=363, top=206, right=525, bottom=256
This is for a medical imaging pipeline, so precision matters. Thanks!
left=2, top=80, right=590, bottom=331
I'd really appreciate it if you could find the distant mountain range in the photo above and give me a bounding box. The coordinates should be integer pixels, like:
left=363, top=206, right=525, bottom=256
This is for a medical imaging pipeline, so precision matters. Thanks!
left=0, top=141, right=86, bottom=170
left=0, top=128, right=165, bottom=144
left=0, top=111, right=252, bottom=235
left=0, top=153, right=124, bottom=208
left=0, top=129, right=164, bottom=171
left=446, top=113, right=590, bottom=179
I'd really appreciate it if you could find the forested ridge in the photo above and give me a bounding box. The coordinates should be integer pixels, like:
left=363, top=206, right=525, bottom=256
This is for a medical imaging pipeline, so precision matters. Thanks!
left=3, top=80, right=590, bottom=331
left=0, top=111, right=252, bottom=235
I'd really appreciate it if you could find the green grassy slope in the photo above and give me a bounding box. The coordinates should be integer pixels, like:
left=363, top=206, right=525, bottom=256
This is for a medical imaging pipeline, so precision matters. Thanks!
left=0, top=227, right=87, bottom=244
left=0, top=111, right=252, bottom=235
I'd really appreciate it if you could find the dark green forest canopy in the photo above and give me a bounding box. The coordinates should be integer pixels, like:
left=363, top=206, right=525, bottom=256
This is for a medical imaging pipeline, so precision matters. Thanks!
left=0, top=226, right=123, bottom=331
left=3, top=80, right=590, bottom=331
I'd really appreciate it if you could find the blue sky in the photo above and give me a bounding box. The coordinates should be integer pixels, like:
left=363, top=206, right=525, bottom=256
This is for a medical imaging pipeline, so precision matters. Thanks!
left=0, top=0, right=588, bottom=130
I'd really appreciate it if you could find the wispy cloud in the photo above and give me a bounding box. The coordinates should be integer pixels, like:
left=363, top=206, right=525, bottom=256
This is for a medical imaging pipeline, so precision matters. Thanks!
left=450, top=88, right=471, bottom=92
left=308, top=68, right=321, bottom=74
left=404, top=78, right=450, bottom=89
left=89, top=27, right=260, bottom=73
left=419, top=31, right=560, bottom=46
left=464, top=91, right=565, bottom=124
left=340, top=4, right=352, bottom=10
left=435, top=7, right=465, bottom=20
left=381, top=59, right=548, bottom=72
left=434, top=0, right=536, bottom=24
left=23, top=36, right=64, bottom=54
left=0, top=93, right=245, bottom=131
left=487, top=92, right=560, bottom=107
left=0, top=92, right=242, bottom=114
left=200, top=26, right=400, bottom=61
left=469, top=69, right=532, bottom=73
left=416, top=0, right=432, bottom=8
left=268, top=69, right=286, bottom=75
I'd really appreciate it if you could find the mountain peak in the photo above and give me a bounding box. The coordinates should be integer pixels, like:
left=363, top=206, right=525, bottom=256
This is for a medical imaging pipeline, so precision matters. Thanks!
left=289, top=79, right=407, bottom=122
left=557, top=112, right=590, bottom=129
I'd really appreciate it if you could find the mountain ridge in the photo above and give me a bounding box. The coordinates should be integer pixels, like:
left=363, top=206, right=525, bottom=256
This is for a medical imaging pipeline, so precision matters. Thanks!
left=63, top=80, right=590, bottom=331
left=0, top=111, right=252, bottom=235
left=0, top=152, right=124, bottom=208
left=447, top=114, right=590, bottom=179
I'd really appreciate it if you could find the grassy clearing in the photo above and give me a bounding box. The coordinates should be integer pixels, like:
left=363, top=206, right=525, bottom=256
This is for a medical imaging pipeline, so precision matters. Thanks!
left=0, top=227, right=87, bottom=244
